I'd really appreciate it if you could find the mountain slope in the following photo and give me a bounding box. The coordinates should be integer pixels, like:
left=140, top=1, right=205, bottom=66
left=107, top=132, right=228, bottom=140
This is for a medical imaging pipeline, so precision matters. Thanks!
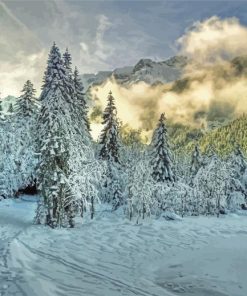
left=171, top=115, right=247, bottom=156
left=81, top=55, right=188, bottom=90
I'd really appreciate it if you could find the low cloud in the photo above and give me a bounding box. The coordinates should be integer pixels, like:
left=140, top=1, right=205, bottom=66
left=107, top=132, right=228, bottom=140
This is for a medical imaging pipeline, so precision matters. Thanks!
left=90, top=16, right=247, bottom=137
left=178, top=16, right=247, bottom=64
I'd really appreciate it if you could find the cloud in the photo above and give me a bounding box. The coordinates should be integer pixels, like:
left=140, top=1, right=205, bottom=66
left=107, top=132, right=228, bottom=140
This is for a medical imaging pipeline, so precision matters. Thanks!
left=0, top=1, right=46, bottom=97
left=177, top=16, right=247, bottom=64
left=0, top=50, right=47, bottom=97
left=90, top=16, right=247, bottom=138
left=79, top=15, right=114, bottom=73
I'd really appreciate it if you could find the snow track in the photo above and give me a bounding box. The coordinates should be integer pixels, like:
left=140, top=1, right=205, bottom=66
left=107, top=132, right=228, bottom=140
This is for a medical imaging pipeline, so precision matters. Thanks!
left=0, top=198, right=37, bottom=296
left=1, top=198, right=247, bottom=296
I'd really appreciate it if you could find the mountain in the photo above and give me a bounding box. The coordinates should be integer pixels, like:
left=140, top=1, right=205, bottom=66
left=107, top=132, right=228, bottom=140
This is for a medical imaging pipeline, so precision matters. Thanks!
left=81, top=55, right=188, bottom=90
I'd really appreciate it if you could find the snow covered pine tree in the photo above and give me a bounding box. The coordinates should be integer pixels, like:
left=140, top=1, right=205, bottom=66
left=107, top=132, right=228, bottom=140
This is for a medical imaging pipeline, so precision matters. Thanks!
left=0, top=80, right=39, bottom=198
left=36, top=43, right=76, bottom=228
left=63, top=48, right=91, bottom=142
left=14, top=80, right=39, bottom=194
left=63, top=47, right=101, bottom=220
left=99, top=91, right=120, bottom=163
left=190, top=144, right=202, bottom=177
left=99, top=91, right=123, bottom=209
left=73, top=66, right=90, bottom=135
left=150, top=113, right=174, bottom=182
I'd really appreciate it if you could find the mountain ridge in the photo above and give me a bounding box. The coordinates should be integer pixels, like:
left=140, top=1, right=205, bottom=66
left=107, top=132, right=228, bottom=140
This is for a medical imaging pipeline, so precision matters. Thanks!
left=81, top=55, right=188, bottom=90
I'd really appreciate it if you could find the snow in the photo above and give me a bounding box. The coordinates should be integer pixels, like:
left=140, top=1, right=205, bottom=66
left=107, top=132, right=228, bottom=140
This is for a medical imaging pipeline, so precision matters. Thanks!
left=1, top=196, right=247, bottom=296
left=80, top=55, right=187, bottom=91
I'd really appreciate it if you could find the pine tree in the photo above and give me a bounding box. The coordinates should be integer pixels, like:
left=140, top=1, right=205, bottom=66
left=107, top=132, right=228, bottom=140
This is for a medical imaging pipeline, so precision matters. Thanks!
left=63, top=47, right=73, bottom=78
left=233, top=145, right=247, bottom=175
left=99, top=91, right=120, bottom=163
left=40, top=43, right=74, bottom=103
left=74, top=66, right=90, bottom=133
left=101, top=161, right=123, bottom=208
left=190, top=144, right=202, bottom=176
left=128, top=157, right=155, bottom=222
left=1, top=80, right=39, bottom=197
left=226, top=145, right=247, bottom=210
left=98, top=91, right=123, bottom=208
left=36, top=43, right=75, bottom=228
left=8, top=103, right=13, bottom=113
left=15, top=80, right=38, bottom=117
left=194, top=155, right=228, bottom=216
left=63, top=49, right=91, bottom=143
left=150, top=113, right=174, bottom=182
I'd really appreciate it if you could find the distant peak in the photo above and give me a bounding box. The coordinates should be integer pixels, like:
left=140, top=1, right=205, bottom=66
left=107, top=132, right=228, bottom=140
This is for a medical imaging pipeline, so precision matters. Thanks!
left=164, top=55, right=188, bottom=67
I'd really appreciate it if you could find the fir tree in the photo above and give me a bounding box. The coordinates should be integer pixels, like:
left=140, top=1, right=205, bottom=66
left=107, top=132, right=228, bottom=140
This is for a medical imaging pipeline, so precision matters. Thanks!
left=128, top=157, right=155, bottom=222
left=15, top=80, right=38, bottom=117
left=2, top=80, right=39, bottom=196
left=194, top=154, right=228, bottom=216
left=36, top=43, right=75, bottom=228
left=8, top=103, right=13, bottom=113
left=101, top=161, right=123, bottom=208
left=40, top=43, right=74, bottom=103
left=63, top=48, right=73, bottom=77
left=99, top=91, right=120, bottom=163
left=233, top=145, right=247, bottom=175
left=190, top=144, right=202, bottom=176
left=74, top=66, right=90, bottom=133
left=98, top=92, right=123, bottom=208
left=150, top=113, right=174, bottom=182
left=63, top=49, right=91, bottom=143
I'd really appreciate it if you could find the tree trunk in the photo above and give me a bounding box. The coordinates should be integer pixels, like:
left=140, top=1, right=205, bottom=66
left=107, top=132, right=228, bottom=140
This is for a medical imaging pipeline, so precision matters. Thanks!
left=91, top=196, right=94, bottom=219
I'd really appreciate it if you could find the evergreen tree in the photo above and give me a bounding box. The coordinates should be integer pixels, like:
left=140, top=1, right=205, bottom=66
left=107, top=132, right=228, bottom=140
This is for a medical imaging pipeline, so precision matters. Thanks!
left=101, top=161, right=123, bottom=208
left=63, top=49, right=91, bottom=143
left=36, top=43, right=75, bottom=228
left=0, top=80, right=40, bottom=197
left=8, top=103, right=13, bottom=113
left=226, top=145, right=247, bottom=209
left=233, top=145, right=247, bottom=175
left=98, top=92, right=123, bottom=208
left=63, top=47, right=73, bottom=78
left=128, top=157, right=155, bottom=222
left=74, top=66, right=90, bottom=133
left=99, top=91, right=120, bottom=163
left=190, top=144, right=202, bottom=176
left=194, top=154, right=228, bottom=216
left=15, top=80, right=38, bottom=117
left=150, top=113, right=174, bottom=182
left=40, top=43, right=74, bottom=103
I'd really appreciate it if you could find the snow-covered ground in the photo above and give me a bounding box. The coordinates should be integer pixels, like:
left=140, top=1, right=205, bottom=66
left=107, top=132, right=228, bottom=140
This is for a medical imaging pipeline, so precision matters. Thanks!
left=1, top=196, right=247, bottom=296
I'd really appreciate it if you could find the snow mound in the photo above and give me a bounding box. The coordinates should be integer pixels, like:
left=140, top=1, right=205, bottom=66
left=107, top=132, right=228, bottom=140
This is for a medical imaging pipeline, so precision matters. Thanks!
left=162, top=211, right=183, bottom=221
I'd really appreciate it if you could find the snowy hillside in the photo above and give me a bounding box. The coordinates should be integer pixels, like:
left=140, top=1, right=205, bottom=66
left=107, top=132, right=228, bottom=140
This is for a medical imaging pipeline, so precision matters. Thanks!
left=1, top=197, right=247, bottom=296
left=81, top=56, right=187, bottom=90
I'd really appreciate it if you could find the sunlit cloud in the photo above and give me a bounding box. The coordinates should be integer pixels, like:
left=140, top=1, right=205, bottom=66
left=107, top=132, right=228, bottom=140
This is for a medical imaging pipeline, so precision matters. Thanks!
left=90, top=16, right=247, bottom=136
left=178, top=16, right=247, bottom=64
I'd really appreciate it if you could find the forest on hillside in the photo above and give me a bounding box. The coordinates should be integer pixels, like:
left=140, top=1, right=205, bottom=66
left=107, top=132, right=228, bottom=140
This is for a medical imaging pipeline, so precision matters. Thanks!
left=0, top=43, right=247, bottom=228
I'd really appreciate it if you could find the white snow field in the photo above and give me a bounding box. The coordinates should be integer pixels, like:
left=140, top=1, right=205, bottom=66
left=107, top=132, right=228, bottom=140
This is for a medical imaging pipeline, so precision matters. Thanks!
left=1, top=197, right=247, bottom=296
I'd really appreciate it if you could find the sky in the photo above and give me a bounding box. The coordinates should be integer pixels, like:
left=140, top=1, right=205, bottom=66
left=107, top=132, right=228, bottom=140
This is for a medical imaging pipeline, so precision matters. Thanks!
left=1, top=0, right=247, bottom=96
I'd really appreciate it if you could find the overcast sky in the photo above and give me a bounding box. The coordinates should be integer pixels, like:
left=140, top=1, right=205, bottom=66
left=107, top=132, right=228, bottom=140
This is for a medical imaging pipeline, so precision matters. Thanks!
left=1, top=0, right=247, bottom=96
